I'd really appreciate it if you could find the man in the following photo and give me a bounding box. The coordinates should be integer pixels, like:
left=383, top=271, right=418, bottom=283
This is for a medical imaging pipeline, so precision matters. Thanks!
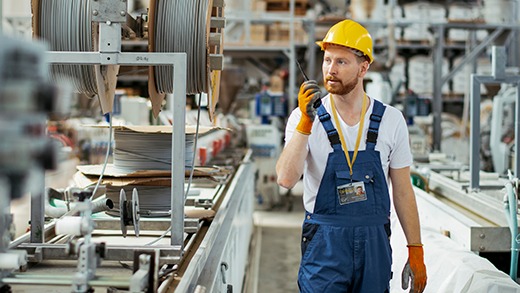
left=355, top=185, right=365, bottom=196
left=276, top=19, right=427, bottom=292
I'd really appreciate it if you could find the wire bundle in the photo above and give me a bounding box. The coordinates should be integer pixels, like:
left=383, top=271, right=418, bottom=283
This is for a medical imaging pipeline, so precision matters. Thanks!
left=152, top=0, right=210, bottom=94
left=113, top=129, right=195, bottom=172
left=38, top=0, right=98, bottom=95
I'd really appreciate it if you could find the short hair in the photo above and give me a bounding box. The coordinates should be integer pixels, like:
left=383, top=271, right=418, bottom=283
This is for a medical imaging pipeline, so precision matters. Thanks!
left=347, top=48, right=370, bottom=64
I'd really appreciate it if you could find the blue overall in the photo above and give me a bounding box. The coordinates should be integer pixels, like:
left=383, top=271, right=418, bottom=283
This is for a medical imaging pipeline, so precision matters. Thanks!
left=298, top=99, right=392, bottom=293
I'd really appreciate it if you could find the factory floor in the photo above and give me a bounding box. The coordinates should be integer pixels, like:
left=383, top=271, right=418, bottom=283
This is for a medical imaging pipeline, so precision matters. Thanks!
left=255, top=187, right=520, bottom=293
left=243, top=191, right=305, bottom=293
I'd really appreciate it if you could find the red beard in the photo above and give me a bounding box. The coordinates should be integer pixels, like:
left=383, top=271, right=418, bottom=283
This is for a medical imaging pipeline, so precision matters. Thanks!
left=324, top=76, right=357, bottom=95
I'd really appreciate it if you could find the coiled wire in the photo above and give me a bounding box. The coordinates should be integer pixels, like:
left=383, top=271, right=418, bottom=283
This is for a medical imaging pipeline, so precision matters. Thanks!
left=38, top=0, right=214, bottom=101
left=37, top=0, right=98, bottom=95
left=113, top=129, right=195, bottom=172
left=151, top=0, right=210, bottom=94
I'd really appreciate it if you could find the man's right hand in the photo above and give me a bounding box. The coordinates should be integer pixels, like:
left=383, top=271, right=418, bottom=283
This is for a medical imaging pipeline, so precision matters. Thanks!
left=296, top=80, right=321, bottom=135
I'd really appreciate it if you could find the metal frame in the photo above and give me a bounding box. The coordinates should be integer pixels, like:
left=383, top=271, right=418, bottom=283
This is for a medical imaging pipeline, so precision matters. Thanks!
left=414, top=185, right=515, bottom=253
left=469, top=46, right=520, bottom=191
left=24, top=18, right=188, bottom=263
left=311, top=20, right=517, bottom=152
left=2, top=1, right=254, bottom=291
left=431, top=23, right=518, bottom=151
left=223, top=0, right=316, bottom=112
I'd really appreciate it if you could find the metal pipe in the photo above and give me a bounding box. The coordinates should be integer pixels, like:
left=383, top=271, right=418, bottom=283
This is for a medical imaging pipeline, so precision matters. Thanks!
left=504, top=172, right=519, bottom=280
left=171, top=53, right=187, bottom=248
left=2, top=274, right=130, bottom=288
left=513, top=83, right=520, bottom=178
left=432, top=24, right=445, bottom=151
left=469, top=74, right=481, bottom=191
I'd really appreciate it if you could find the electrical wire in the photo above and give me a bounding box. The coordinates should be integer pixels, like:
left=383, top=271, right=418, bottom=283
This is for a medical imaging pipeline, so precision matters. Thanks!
left=91, top=113, right=113, bottom=198
left=38, top=0, right=208, bottom=244
left=144, top=94, right=203, bottom=246
left=152, top=0, right=210, bottom=94
left=184, top=94, right=203, bottom=202
left=38, top=0, right=98, bottom=96
left=54, top=112, right=112, bottom=223
left=112, top=130, right=195, bottom=171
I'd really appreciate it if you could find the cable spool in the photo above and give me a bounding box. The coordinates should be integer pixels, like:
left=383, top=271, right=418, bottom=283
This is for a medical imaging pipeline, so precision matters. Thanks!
left=148, top=0, right=224, bottom=119
left=113, top=128, right=195, bottom=172
left=31, top=0, right=120, bottom=114
left=119, top=188, right=141, bottom=237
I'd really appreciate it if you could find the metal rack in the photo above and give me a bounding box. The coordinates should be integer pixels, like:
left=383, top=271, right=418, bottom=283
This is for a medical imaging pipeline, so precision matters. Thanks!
left=468, top=46, right=520, bottom=191
left=13, top=0, right=188, bottom=268
left=430, top=22, right=518, bottom=151
left=312, top=17, right=518, bottom=150
left=0, top=1, right=258, bottom=292
left=223, top=0, right=316, bottom=112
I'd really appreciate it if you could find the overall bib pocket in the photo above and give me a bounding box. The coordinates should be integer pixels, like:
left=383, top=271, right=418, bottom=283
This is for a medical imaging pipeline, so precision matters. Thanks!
left=301, top=222, right=320, bottom=257
left=335, top=169, right=376, bottom=214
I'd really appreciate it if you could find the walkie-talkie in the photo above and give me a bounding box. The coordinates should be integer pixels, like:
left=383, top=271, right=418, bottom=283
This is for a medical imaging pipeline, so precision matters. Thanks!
left=296, top=59, right=322, bottom=109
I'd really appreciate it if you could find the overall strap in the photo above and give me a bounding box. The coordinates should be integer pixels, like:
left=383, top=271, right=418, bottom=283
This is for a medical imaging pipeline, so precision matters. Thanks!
left=317, top=104, right=342, bottom=151
left=366, top=99, right=386, bottom=150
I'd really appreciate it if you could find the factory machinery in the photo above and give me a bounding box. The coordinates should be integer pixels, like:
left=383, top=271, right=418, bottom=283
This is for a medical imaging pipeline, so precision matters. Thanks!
left=409, top=47, right=520, bottom=287
left=0, top=0, right=256, bottom=292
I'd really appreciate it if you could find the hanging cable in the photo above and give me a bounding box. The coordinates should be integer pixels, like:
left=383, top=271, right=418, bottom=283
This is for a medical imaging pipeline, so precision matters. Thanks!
left=91, top=112, right=113, bottom=197
left=184, top=94, right=203, bottom=202
left=144, top=94, right=204, bottom=246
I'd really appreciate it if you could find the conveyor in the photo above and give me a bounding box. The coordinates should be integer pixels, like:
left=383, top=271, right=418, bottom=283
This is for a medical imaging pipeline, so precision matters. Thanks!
left=4, top=148, right=254, bottom=293
left=409, top=46, right=520, bottom=256
left=392, top=46, right=520, bottom=291
left=0, top=1, right=256, bottom=292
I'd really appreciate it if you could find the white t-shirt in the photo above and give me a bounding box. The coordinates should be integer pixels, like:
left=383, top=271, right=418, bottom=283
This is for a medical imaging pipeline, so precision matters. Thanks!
left=284, top=95, right=413, bottom=212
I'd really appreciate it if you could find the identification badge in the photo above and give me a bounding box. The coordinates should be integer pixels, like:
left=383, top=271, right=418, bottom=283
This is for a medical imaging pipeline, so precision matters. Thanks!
left=337, top=181, right=367, bottom=205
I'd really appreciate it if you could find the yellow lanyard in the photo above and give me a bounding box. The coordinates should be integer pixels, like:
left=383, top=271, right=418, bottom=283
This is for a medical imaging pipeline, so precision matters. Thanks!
left=330, top=93, right=367, bottom=176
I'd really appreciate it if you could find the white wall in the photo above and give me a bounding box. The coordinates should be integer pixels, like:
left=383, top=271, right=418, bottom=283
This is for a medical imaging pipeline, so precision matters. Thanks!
left=2, top=0, right=31, bottom=37
left=3, top=0, right=31, bottom=17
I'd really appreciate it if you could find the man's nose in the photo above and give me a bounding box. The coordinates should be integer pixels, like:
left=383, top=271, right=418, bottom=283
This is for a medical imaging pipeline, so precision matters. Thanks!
left=326, top=62, right=337, bottom=76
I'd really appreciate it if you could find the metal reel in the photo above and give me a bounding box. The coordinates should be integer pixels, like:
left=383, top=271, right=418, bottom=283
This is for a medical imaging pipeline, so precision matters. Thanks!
left=119, top=189, right=127, bottom=237
left=119, top=188, right=141, bottom=237
left=132, top=188, right=140, bottom=237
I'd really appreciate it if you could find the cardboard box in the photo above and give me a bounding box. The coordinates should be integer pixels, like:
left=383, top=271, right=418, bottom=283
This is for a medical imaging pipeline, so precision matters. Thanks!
left=265, top=0, right=308, bottom=15
left=252, top=0, right=267, bottom=11
left=250, top=24, right=267, bottom=43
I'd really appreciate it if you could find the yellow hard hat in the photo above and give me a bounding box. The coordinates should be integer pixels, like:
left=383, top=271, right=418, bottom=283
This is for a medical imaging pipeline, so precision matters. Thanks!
left=316, top=19, right=374, bottom=64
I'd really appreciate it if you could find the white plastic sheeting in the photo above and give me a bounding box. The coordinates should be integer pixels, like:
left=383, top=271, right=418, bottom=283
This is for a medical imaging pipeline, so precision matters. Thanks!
left=389, top=208, right=520, bottom=293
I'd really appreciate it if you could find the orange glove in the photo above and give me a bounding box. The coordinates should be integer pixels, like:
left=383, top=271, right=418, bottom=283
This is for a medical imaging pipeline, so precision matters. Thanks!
left=296, top=80, right=321, bottom=135
left=401, top=244, right=427, bottom=293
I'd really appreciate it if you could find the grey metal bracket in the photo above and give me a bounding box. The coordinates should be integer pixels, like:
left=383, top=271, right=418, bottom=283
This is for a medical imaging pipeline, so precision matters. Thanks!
left=469, top=46, right=520, bottom=191
left=91, top=0, right=127, bottom=23
left=42, top=50, right=187, bottom=250
left=431, top=23, right=517, bottom=151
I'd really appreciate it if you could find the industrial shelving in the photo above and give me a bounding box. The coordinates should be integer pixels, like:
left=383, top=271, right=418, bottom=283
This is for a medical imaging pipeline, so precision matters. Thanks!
left=312, top=17, right=518, bottom=151
left=223, top=1, right=519, bottom=153
left=223, top=0, right=316, bottom=112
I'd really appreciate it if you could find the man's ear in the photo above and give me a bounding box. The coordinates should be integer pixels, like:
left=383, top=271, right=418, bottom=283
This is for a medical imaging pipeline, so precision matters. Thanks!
left=359, top=61, right=370, bottom=77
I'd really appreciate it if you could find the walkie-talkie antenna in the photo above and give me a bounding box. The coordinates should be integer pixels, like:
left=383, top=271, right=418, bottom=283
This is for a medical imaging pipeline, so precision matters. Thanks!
left=295, top=59, right=322, bottom=108
left=296, top=58, right=309, bottom=81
